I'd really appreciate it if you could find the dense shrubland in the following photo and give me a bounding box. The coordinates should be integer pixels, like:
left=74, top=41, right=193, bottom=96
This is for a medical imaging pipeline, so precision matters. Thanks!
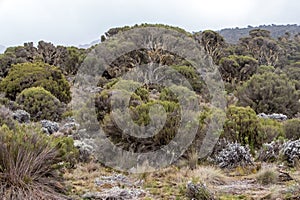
left=0, top=23, right=300, bottom=199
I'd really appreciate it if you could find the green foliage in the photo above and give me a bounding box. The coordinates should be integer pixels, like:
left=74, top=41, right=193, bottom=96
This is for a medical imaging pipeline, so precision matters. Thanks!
left=101, top=99, right=181, bottom=152
left=258, top=118, right=284, bottom=143
left=222, top=105, right=260, bottom=152
left=16, top=87, right=64, bottom=121
left=237, top=72, right=300, bottom=118
left=238, top=29, right=283, bottom=66
left=0, top=62, right=71, bottom=103
left=171, top=65, right=207, bottom=96
left=256, top=65, right=276, bottom=74
left=195, top=30, right=226, bottom=64
left=283, top=118, right=300, bottom=140
left=219, top=55, right=258, bottom=90
left=102, top=23, right=192, bottom=40
left=0, top=124, right=77, bottom=199
left=61, top=46, right=86, bottom=75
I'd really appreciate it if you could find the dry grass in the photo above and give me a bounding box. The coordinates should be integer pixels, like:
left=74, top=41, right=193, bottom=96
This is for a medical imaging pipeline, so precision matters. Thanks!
left=255, top=166, right=278, bottom=185
left=190, top=165, right=228, bottom=185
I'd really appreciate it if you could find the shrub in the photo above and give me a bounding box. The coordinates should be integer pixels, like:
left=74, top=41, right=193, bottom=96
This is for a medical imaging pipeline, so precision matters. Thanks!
left=215, top=142, right=254, bottom=169
left=16, top=87, right=64, bottom=121
left=257, top=140, right=284, bottom=162
left=237, top=72, right=300, bottom=118
left=280, top=139, right=300, bottom=166
left=0, top=106, right=16, bottom=129
left=222, top=105, right=261, bottom=153
left=0, top=62, right=71, bottom=103
left=256, top=167, right=278, bottom=185
left=186, top=181, right=214, bottom=200
left=0, top=124, right=78, bottom=199
left=283, top=118, right=300, bottom=140
left=101, top=100, right=180, bottom=152
left=258, top=118, right=284, bottom=143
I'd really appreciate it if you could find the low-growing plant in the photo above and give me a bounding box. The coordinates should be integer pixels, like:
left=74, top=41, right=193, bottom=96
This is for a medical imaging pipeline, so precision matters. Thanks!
left=255, top=167, right=278, bottom=185
left=0, top=106, right=16, bottom=129
left=283, top=118, right=300, bottom=140
left=0, top=124, right=78, bottom=199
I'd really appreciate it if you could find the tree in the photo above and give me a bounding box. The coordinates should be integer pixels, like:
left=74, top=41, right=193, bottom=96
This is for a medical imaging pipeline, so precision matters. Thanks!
left=219, top=55, right=258, bottom=88
left=238, top=29, right=284, bottom=66
left=237, top=72, right=300, bottom=117
left=194, top=30, right=226, bottom=64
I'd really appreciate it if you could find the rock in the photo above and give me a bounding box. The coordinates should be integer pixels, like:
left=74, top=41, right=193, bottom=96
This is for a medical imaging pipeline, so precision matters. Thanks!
left=186, top=181, right=214, bottom=200
left=40, top=120, right=59, bottom=135
left=95, top=174, right=133, bottom=187
left=12, top=109, right=30, bottom=123
left=215, top=142, right=254, bottom=169
left=82, top=187, right=146, bottom=200
left=258, top=113, right=287, bottom=121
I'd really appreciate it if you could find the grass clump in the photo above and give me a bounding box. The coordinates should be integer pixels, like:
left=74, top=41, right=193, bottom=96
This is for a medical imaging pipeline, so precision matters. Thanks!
left=255, top=167, right=278, bottom=185
left=0, top=124, right=77, bottom=199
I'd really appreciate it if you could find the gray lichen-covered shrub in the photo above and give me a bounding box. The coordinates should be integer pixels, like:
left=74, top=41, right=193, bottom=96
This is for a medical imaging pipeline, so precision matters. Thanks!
left=186, top=181, right=214, bottom=200
left=280, top=140, right=300, bottom=166
left=12, top=109, right=31, bottom=123
left=215, top=142, right=254, bottom=168
left=257, top=140, right=284, bottom=162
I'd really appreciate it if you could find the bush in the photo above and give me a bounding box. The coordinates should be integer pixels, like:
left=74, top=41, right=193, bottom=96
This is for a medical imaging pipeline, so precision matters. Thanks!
left=257, top=140, right=284, bottom=162
left=16, top=87, right=64, bottom=121
left=0, top=124, right=78, bottom=199
left=214, top=142, right=254, bottom=169
left=222, top=105, right=261, bottom=153
left=258, top=118, right=284, bottom=143
left=237, top=72, right=300, bottom=118
left=0, top=106, right=16, bottom=129
left=283, top=118, right=300, bottom=140
left=0, top=62, right=71, bottom=103
left=256, top=167, right=278, bottom=185
left=186, top=181, right=214, bottom=200
left=280, top=139, right=300, bottom=166
left=101, top=100, right=180, bottom=152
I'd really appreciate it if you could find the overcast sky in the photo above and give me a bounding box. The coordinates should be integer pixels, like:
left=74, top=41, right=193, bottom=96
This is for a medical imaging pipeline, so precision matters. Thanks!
left=0, top=0, right=299, bottom=47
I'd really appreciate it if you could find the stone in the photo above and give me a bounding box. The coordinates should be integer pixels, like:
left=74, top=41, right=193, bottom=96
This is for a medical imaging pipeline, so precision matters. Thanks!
left=258, top=113, right=287, bottom=121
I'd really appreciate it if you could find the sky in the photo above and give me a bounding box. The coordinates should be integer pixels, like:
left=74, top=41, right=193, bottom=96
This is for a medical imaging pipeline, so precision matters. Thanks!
left=0, top=0, right=299, bottom=47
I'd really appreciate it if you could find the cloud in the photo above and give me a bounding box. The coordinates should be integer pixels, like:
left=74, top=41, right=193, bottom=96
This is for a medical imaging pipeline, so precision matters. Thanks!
left=0, top=0, right=299, bottom=46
